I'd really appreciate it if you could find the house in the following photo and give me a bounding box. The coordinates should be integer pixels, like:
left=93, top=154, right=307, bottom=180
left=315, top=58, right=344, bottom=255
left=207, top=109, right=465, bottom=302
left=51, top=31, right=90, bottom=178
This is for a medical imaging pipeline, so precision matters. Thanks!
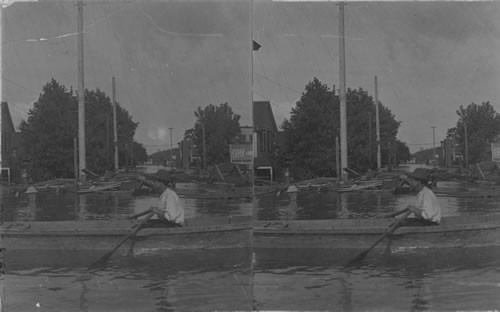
left=178, top=138, right=196, bottom=170
left=1, top=101, right=18, bottom=182
left=176, top=101, right=281, bottom=176
left=253, top=101, right=280, bottom=181
left=238, top=126, right=253, bottom=144
left=441, top=138, right=461, bottom=167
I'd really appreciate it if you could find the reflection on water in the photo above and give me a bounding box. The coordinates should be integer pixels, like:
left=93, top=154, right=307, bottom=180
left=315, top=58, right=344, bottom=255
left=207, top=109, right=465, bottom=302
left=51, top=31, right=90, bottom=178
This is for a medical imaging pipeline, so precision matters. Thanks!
left=5, top=177, right=500, bottom=310
left=0, top=183, right=252, bottom=222
left=0, top=176, right=252, bottom=311
left=4, top=249, right=252, bottom=312
left=253, top=180, right=500, bottom=310
left=254, top=247, right=500, bottom=311
left=256, top=181, right=500, bottom=221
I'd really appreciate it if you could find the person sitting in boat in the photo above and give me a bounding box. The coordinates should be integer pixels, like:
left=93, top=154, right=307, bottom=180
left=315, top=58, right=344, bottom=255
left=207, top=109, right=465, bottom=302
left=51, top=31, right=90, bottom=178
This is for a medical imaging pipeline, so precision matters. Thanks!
left=138, top=173, right=184, bottom=227
left=399, top=168, right=436, bottom=189
left=402, top=168, right=441, bottom=226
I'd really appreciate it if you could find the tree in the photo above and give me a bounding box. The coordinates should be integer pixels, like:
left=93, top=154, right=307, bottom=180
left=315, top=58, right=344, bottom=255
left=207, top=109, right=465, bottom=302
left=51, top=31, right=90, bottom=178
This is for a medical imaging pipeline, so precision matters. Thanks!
left=131, top=141, right=148, bottom=165
left=19, top=79, right=77, bottom=179
left=189, top=103, right=241, bottom=166
left=18, top=79, right=145, bottom=180
left=447, top=102, right=500, bottom=165
left=281, top=78, right=337, bottom=177
left=394, top=139, right=411, bottom=164
left=280, top=77, right=403, bottom=177
left=413, top=147, right=441, bottom=165
left=346, top=87, right=401, bottom=170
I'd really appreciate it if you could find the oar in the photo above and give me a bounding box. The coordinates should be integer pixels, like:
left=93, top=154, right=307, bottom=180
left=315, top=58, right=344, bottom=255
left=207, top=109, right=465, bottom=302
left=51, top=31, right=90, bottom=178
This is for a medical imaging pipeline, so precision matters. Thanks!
left=383, top=207, right=410, bottom=218
left=276, top=187, right=285, bottom=196
left=346, top=210, right=412, bottom=266
left=89, top=211, right=155, bottom=269
left=126, top=208, right=153, bottom=220
left=131, top=180, right=144, bottom=196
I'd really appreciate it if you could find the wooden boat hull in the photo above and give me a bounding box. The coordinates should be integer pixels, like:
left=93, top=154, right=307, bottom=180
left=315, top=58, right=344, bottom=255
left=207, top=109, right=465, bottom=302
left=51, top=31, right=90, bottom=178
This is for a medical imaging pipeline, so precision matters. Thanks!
left=5, top=247, right=253, bottom=270
left=0, top=216, right=252, bottom=257
left=174, top=185, right=279, bottom=199
left=254, top=214, right=500, bottom=253
left=253, top=244, right=500, bottom=270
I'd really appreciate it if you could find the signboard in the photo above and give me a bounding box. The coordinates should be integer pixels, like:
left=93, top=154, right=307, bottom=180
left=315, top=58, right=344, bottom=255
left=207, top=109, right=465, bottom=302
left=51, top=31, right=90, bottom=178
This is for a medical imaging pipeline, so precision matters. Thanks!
left=492, top=143, right=500, bottom=162
left=230, top=144, right=253, bottom=164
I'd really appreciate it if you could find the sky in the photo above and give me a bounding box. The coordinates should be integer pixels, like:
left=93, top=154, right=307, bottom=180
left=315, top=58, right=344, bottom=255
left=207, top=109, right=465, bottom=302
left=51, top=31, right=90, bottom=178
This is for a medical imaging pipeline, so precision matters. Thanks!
left=1, top=1, right=499, bottom=154
left=253, top=1, right=500, bottom=153
left=1, top=0, right=252, bottom=154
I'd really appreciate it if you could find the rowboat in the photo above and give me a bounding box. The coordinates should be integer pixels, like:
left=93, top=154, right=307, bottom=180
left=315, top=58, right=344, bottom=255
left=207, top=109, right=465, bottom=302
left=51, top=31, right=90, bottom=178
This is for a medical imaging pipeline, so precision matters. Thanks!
left=0, top=215, right=252, bottom=257
left=62, top=181, right=125, bottom=194
left=253, top=213, right=500, bottom=254
left=175, top=186, right=253, bottom=200
left=337, top=180, right=384, bottom=193
left=172, top=185, right=281, bottom=199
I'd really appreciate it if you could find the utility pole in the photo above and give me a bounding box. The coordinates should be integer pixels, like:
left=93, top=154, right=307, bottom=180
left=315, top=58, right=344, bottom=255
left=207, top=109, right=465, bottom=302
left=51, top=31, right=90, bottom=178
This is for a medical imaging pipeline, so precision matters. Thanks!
left=169, top=127, right=173, bottom=167
left=336, top=136, right=340, bottom=183
left=0, top=4, right=2, bottom=103
left=105, top=112, right=110, bottom=168
left=74, top=138, right=78, bottom=185
left=77, top=0, right=86, bottom=183
left=0, top=5, right=3, bottom=170
left=202, top=123, right=207, bottom=170
left=338, top=2, right=348, bottom=181
left=368, top=112, right=372, bottom=168
left=112, top=77, right=119, bottom=171
left=464, top=118, right=469, bottom=168
left=432, top=126, right=436, bottom=167
left=130, top=143, right=134, bottom=169
left=251, top=8, right=256, bottom=191
left=375, top=76, right=381, bottom=171
left=125, top=142, right=129, bottom=172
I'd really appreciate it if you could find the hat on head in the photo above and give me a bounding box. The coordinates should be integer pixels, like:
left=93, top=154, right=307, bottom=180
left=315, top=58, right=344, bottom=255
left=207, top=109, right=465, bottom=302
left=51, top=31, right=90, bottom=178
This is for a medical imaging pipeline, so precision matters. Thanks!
left=153, top=169, right=173, bottom=186
left=407, top=168, right=430, bottom=183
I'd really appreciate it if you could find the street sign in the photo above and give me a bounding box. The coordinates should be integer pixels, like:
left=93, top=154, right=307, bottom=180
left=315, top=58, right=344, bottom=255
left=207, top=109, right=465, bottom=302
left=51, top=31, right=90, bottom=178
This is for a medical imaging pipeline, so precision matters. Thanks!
left=230, top=144, right=253, bottom=164
left=492, top=143, right=500, bottom=162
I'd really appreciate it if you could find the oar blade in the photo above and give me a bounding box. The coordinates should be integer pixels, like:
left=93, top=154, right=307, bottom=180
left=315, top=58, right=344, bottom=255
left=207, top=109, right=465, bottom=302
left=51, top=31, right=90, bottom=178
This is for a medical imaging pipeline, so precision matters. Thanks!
left=89, top=212, right=154, bottom=270
left=89, top=251, right=114, bottom=269
left=88, top=233, right=132, bottom=269
left=344, top=211, right=412, bottom=267
left=345, top=250, right=370, bottom=267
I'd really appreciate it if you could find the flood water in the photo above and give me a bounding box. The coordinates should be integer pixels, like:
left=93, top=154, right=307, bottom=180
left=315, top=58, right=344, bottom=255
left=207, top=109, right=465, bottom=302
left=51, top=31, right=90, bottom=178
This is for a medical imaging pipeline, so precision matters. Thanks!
left=254, top=180, right=500, bottom=311
left=254, top=246, right=500, bottom=311
left=2, top=171, right=500, bottom=311
left=1, top=183, right=252, bottom=223
left=3, top=249, right=252, bottom=312
left=255, top=181, right=500, bottom=221
left=0, top=166, right=253, bottom=312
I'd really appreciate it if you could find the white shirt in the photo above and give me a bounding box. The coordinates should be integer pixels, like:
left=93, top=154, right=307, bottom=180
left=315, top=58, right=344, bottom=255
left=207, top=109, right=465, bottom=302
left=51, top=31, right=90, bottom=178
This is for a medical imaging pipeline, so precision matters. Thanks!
left=287, top=184, right=298, bottom=193
left=26, top=186, right=38, bottom=194
left=158, top=188, right=184, bottom=225
left=415, top=186, right=441, bottom=223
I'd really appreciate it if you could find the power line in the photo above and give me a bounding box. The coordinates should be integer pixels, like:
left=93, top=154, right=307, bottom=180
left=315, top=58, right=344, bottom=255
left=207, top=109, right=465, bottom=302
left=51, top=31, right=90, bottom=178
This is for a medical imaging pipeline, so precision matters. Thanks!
left=142, top=11, right=223, bottom=38
left=254, top=72, right=303, bottom=95
left=407, top=142, right=439, bottom=146
left=2, top=77, right=38, bottom=95
left=2, top=0, right=139, bottom=47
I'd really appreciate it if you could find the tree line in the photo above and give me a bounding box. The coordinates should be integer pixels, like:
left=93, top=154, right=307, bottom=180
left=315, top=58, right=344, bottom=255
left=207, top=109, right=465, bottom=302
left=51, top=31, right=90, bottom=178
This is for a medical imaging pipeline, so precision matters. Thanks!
left=446, top=101, right=500, bottom=165
left=17, top=79, right=147, bottom=181
left=279, top=77, right=409, bottom=177
left=21, top=77, right=495, bottom=182
left=174, top=77, right=409, bottom=179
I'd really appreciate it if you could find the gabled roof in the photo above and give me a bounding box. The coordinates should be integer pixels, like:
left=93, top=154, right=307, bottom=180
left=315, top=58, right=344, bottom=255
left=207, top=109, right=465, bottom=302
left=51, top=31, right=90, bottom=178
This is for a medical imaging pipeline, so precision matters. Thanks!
left=1, top=101, right=15, bottom=133
left=253, top=101, right=277, bottom=132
